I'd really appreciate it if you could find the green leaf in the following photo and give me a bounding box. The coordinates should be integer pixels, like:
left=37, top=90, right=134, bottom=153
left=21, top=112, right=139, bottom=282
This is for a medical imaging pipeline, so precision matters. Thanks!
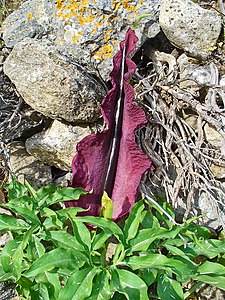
left=1, top=236, right=23, bottom=280
left=128, top=226, right=181, bottom=253
left=4, top=177, right=28, bottom=199
left=75, top=216, right=124, bottom=242
left=56, top=207, right=87, bottom=219
left=92, top=231, right=111, bottom=251
left=126, top=254, right=197, bottom=280
left=2, top=203, right=41, bottom=225
left=24, top=248, right=87, bottom=277
left=185, top=223, right=211, bottom=239
left=58, top=267, right=99, bottom=300
left=182, top=239, right=225, bottom=259
left=46, top=187, right=88, bottom=206
left=193, top=261, right=225, bottom=290
left=141, top=210, right=160, bottom=229
left=157, top=274, right=184, bottom=300
left=45, top=230, right=87, bottom=253
left=35, top=272, right=61, bottom=299
left=86, top=270, right=111, bottom=300
left=124, top=200, right=145, bottom=243
left=30, top=283, right=51, bottom=300
left=26, top=236, right=45, bottom=261
left=111, top=269, right=148, bottom=300
left=0, top=215, right=30, bottom=231
left=138, top=269, right=158, bottom=286
left=71, top=220, right=91, bottom=251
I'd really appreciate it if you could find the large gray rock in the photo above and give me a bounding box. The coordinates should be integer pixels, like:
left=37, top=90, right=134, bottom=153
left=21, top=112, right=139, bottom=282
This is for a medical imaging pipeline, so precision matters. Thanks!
left=159, top=0, right=221, bottom=57
left=3, top=38, right=105, bottom=122
left=2, top=0, right=163, bottom=79
left=25, top=120, right=93, bottom=170
left=9, top=141, right=52, bottom=189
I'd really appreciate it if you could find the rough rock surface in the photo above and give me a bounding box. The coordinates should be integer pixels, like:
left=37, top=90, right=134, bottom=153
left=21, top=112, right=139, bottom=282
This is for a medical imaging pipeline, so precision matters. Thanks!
left=159, top=0, right=221, bottom=57
left=9, top=141, right=52, bottom=189
left=2, top=0, right=163, bottom=79
left=3, top=38, right=105, bottom=122
left=25, top=120, right=93, bottom=170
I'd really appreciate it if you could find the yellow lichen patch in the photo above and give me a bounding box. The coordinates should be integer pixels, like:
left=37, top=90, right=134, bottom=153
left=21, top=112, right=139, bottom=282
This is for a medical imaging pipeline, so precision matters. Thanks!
left=27, top=12, right=33, bottom=20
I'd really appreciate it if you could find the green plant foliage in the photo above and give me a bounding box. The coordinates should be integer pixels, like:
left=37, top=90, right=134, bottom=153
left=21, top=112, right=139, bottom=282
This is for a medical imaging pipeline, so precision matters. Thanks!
left=0, top=177, right=225, bottom=299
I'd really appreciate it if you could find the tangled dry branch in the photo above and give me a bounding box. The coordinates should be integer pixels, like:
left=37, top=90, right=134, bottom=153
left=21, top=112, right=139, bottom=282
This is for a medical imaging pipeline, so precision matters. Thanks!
left=136, top=50, right=225, bottom=230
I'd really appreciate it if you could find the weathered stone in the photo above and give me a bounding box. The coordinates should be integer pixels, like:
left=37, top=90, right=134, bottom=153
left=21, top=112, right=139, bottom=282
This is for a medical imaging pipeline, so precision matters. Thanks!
left=159, top=0, right=221, bottom=57
left=25, top=120, right=93, bottom=171
left=2, top=0, right=163, bottom=79
left=9, top=141, right=52, bottom=189
left=177, top=53, right=212, bottom=89
left=3, top=38, right=105, bottom=122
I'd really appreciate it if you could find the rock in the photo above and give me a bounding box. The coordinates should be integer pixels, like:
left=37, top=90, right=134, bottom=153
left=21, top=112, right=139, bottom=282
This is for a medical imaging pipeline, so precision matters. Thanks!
left=2, top=0, right=163, bottom=79
left=177, top=53, right=212, bottom=89
left=3, top=38, right=105, bottom=123
left=25, top=120, right=93, bottom=171
left=9, top=141, right=52, bottom=189
left=197, top=187, right=225, bottom=229
left=159, top=0, right=222, bottom=58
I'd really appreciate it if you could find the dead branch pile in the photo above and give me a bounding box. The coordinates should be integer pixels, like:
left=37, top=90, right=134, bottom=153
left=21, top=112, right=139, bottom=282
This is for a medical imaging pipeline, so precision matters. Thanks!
left=136, top=49, right=225, bottom=229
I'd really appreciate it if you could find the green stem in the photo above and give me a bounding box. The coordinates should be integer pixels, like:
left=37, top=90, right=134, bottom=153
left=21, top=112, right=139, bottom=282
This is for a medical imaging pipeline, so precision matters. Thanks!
left=132, top=13, right=152, bottom=30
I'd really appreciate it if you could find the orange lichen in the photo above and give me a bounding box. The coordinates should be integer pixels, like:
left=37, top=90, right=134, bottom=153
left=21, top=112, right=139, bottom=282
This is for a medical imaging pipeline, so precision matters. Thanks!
left=55, top=0, right=143, bottom=61
left=27, top=12, right=33, bottom=20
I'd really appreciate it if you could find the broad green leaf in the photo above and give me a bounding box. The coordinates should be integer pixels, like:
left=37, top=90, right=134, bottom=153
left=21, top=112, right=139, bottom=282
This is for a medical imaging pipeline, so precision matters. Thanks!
left=182, top=239, right=225, bottom=259
left=0, top=215, right=29, bottom=231
left=75, top=216, right=124, bottom=242
left=71, top=220, right=91, bottom=251
left=138, top=269, right=158, bottom=286
left=45, top=230, right=86, bottom=253
left=124, top=200, right=145, bottom=243
left=128, top=226, right=181, bottom=253
left=24, top=248, right=87, bottom=277
left=31, top=283, right=50, bottom=300
left=86, top=270, right=111, bottom=300
left=26, top=236, right=45, bottom=261
left=46, top=187, right=88, bottom=205
left=4, top=177, right=28, bottom=199
left=164, top=243, right=193, bottom=262
left=193, top=261, right=225, bottom=290
left=56, top=207, right=87, bottom=219
left=35, top=272, right=61, bottom=299
left=111, top=269, right=148, bottom=300
left=24, top=180, right=38, bottom=199
left=2, top=195, right=35, bottom=209
left=185, top=223, right=211, bottom=239
left=59, top=267, right=99, bottom=300
left=157, top=274, right=184, bottom=300
left=126, top=254, right=197, bottom=279
left=141, top=210, right=160, bottom=229
left=1, top=236, right=23, bottom=280
left=92, top=231, right=111, bottom=251
left=1, top=203, right=40, bottom=225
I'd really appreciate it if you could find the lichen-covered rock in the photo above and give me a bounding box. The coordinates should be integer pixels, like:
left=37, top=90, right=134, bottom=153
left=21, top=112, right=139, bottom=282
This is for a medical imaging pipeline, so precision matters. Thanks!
left=159, top=0, right=222, bottom=57
left=3, top=38, right=105, bottom=122
left=2, top=0, right=163, bottom=79
left=9, top=141, right=52, bottom=189
left=25, top=120, right=93, bottom=170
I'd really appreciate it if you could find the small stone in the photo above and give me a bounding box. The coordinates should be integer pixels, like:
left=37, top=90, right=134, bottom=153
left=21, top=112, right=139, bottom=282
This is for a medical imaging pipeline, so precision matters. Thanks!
left=9, top=141, right=52, bottom=189
left=159, top=0, right=222, bottom=57
left=25, top=120, right=93, bottom=171
left=177, top=53, right=212, bottom=89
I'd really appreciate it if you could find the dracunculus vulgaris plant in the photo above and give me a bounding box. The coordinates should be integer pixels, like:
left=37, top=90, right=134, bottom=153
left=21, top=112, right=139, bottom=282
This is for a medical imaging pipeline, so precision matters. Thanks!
left=66, top=28, right=153, bottom=220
